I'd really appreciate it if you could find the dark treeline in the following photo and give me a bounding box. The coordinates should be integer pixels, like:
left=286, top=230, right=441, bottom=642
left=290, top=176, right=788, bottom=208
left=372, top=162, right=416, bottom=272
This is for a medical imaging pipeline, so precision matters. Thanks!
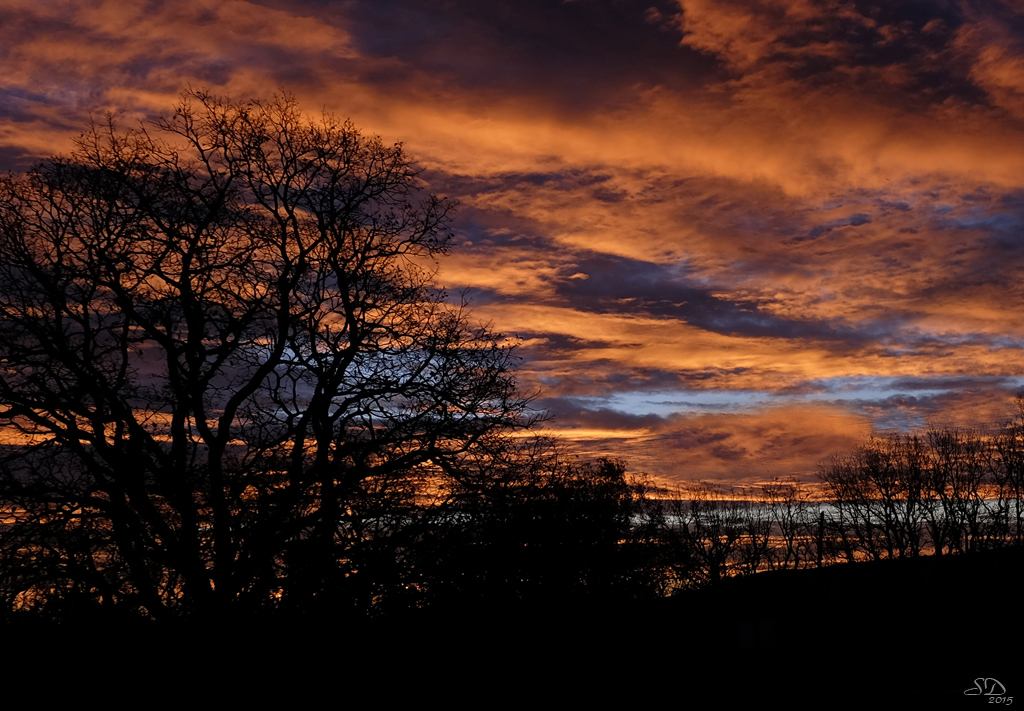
left=6, top=413, right=1024, bottom=623
left=10, top=416, right=1022, bottom=624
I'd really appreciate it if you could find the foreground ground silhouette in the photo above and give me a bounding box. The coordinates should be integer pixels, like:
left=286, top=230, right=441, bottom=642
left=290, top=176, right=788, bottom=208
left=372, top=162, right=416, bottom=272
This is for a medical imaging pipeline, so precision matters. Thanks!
left=6, top=548, right=1016, bottom=704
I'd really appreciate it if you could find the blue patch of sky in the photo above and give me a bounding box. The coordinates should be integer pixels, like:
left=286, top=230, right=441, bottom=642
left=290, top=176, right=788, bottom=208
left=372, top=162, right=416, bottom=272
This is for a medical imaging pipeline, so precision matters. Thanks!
left=565, top=375, right=1024, bottom=418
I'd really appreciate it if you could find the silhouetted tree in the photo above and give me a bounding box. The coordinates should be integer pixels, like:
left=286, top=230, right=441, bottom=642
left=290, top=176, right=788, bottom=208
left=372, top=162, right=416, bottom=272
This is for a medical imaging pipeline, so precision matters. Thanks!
left=664, top=482, right=744, bottom=586
left=818, top=449, right=881, bottom=561
left=733, top=495, right=772, bottom=576
left=925, top=428, right=989, bottom=555
left=762, top=478, right=817, bottom=570
left=0, top=91, right=545, bottom=622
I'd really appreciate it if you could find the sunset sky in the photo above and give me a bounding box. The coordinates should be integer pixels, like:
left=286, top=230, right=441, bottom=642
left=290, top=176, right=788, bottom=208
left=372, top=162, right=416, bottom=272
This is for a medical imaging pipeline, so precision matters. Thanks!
left=4, top=0, right=1024, bottom=484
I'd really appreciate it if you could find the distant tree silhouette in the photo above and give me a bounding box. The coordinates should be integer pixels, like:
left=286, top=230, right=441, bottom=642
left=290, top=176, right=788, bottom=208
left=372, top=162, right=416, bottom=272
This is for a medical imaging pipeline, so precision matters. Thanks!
left=761, top=478, right=817, bottom=570
left=925, top=428, right=989, bottom=554
left=0, top=91, right=560, bottom=622
left=733, top=495, right=772, bottom=576
left=992, top=398, right=1024, bottom=547
left=663, top=482, right=744, bottom=586
left=817, top=421, right=1024, bottom=562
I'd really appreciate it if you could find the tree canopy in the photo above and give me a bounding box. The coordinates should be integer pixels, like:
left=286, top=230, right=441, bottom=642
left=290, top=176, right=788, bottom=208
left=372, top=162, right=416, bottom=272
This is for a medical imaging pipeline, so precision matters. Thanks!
left=0, top=91, right=565, bottom=621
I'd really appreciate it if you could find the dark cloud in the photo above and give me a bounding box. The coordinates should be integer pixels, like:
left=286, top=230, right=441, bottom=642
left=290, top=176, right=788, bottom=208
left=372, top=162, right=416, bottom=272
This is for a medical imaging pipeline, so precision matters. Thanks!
left=517, top=360, right=758, bottom=399
left=535, top=397, right=670, bottom=431
left=0, top=88, right=44, bottom=122
left=551, top=252, right=875, bottom=345
left=304, top=0, right=725, bottom=113
left=518, top=333, right=625, bottom=357
left=687, top=0, right=985, bottom=110
left=0, top=145, right=38, bottom=173
left=796, top=212, right=873, bottom=242
left=426, top=168, right=620, bottom=201
left=456, top=241, right=886, bottom=347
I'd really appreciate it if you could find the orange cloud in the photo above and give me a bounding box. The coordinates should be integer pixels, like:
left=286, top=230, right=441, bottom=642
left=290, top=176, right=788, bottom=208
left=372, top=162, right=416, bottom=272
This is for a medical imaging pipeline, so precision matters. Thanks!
left=542, top=403, right=871, bottom=486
